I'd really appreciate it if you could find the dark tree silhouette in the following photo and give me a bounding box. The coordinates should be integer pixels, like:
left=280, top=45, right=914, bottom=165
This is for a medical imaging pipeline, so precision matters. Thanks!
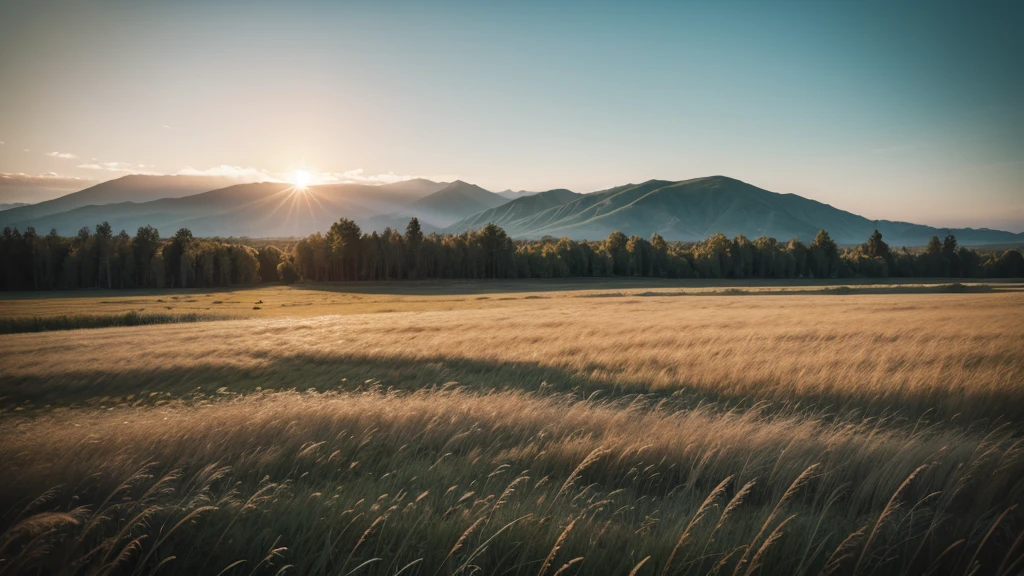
left=1, top=218, right=1021, bottom=291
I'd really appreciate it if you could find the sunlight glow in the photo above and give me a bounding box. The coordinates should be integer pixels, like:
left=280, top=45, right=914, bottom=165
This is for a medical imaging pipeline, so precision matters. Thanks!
left=292, top=170, right=312, bottom=189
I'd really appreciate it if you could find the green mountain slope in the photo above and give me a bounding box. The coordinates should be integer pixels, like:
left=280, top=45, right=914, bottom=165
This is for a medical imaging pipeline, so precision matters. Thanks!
left=448, top=189, right=580, bottom=232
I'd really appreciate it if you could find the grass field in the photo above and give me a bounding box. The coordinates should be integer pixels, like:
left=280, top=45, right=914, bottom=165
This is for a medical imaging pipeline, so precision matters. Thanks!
left=1, top=280, right=1023, bottom=575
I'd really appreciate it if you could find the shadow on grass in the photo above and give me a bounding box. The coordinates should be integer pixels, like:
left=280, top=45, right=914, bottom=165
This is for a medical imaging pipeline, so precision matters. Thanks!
left=291, top=278, right=1022, bottom=297
left=3, top=351, right=1020, bottom=427
left=0, top=311, right=230, bottom=334
left=1, top=279, right=1019, bottom=303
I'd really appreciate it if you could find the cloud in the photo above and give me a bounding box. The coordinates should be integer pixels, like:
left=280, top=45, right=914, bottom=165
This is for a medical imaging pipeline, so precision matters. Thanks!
left=0, top=172, right=95, bottom=189
left=77, top=161, right=152, bottom=173
left=317, top=169, right=453, bottom=186
left=175, top=165, right=279, bottom=181
left=45, top=151, right=77, bottom=159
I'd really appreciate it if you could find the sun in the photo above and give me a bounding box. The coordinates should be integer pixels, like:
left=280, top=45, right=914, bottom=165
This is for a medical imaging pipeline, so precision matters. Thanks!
left=293, top=170, right=312, bottom=189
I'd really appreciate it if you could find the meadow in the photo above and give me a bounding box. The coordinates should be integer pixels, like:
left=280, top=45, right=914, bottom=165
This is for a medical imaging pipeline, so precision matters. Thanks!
left=1, top=279, right=1023, bottom=576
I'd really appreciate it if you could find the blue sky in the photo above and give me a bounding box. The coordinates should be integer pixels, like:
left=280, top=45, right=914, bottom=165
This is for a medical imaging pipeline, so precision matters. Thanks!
left=0, top=0, right=1021, bottom=229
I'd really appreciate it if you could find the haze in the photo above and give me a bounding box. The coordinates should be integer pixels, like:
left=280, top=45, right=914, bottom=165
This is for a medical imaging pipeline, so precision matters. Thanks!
left=1, top=0, right=1021, bottom=230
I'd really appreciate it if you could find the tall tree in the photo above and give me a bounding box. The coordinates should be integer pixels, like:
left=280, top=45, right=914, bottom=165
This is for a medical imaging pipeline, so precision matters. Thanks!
left=405, top=217, right=424, bottom=279
left=134, top=226, right=161, bottom=287
left=95, top=221, right=114, bottom=288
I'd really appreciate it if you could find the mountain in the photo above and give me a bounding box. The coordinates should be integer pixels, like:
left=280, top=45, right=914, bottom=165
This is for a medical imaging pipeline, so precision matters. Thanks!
left=379, top=178, right=449, bottom=197
left=4, top=179, right=448, bottom=237
left=448, top=189, right=581, bottom=232
left=409, top=180, right=509, bottom=226
left=496, top=189, right=540, bottom=201
left=450, top=176, right=1024, bottom=246
left=6, top=174, right=1020, bottom=245
left=0, top=175, right=242, bottom=226
left=0, top=202, right=29, bottom=212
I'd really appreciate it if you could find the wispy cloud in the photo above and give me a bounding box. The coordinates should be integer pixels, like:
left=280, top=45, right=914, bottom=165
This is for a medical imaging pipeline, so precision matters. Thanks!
left=175, top=165, right=278, bottom=181
left=45, top=151, right=77, bottom=159
left=77, top=161, right=151, bottom=173
left=317, top=169, right=453, bottom=186
left=0, top=172, right=95, bottom=189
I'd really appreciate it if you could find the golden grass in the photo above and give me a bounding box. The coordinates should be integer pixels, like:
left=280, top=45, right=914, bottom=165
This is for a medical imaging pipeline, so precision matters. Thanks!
left=0, top=278, right=1010, bottom=320
left=2, top=290, right=1022, bottom=422
left=1, top=282, right=1023, bottom=574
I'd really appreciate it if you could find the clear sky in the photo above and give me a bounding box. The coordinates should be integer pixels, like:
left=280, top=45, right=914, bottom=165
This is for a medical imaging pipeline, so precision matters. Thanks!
left=1, top=0, right=1021, bottom=230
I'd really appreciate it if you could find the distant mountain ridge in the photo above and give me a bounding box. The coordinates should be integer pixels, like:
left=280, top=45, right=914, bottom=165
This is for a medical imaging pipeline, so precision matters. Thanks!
left=2, top=173, right=1020, bottom=245
left=0, top=175, right=244, bottom=224
left=409, top=180, right=508, bottom=226
left=1, top=178, right=442, bottom=237
left=449, top=176, right=1023, bottom=246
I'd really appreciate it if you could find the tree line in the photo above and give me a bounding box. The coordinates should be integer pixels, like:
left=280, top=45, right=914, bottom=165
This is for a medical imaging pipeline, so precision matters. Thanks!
left=2, top=219, right=1023, bottom=290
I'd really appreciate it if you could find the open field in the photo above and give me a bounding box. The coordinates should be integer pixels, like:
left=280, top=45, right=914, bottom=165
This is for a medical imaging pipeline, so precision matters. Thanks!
left=0, top=278, right=1014, bottom=321
left=1, top=280, right=1023, bottom=575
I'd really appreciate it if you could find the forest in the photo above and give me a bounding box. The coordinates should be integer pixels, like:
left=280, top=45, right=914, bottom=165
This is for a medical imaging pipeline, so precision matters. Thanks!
left=1, top=217, right=1023, bottom=290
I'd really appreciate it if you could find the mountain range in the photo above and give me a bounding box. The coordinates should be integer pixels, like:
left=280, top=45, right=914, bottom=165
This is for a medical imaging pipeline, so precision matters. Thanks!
left=1, top=174, right=1020, bottom=246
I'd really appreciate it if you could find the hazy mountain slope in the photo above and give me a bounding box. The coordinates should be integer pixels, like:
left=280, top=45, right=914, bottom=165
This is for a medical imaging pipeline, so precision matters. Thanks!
left=6, top=180, right=446, bottom=237
left=0, top=202, right=29, bottom=212
left=15, top=183, right=292, bottom=236
left=410, top=181, right=508, bottom=226
left=461, top=176, right=1022, bottom=245
left=448, top=189, right=580, bottom=232
left=0, top=175, right=240, bottom=225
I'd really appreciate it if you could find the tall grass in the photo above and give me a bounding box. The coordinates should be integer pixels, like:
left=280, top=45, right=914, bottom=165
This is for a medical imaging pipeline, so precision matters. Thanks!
left=2, top=292, right=1021, bottom=422
left=1, top=389, right=1022, bottom=575
left=2, top=290, right=1022, bottom=574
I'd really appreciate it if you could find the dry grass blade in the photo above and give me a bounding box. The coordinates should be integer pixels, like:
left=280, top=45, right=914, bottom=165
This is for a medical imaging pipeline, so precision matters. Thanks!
left=661, top=475, right=733, bottom=576
left=964, top=506, right=1016, bottom=576
left=743, top=514, right=795, bottom=576
left=552, top=556, right=585, bottom=576
left=538, top=516, right=579, bottom=576
left=452, top=514, right=533, bottom=575
left=553, top=448, right=611, bottom=505
left=854, top=465, right=927, bottom=576
left=628, top=556, right=651, bottom=576
left=734, top=465, right=818, bottom=576
left=995, top=526, right=1024, bottom=576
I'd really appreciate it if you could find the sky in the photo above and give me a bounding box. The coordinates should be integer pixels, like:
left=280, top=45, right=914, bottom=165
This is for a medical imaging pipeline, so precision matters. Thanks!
left=0, top=0, right=1022, bottom=230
